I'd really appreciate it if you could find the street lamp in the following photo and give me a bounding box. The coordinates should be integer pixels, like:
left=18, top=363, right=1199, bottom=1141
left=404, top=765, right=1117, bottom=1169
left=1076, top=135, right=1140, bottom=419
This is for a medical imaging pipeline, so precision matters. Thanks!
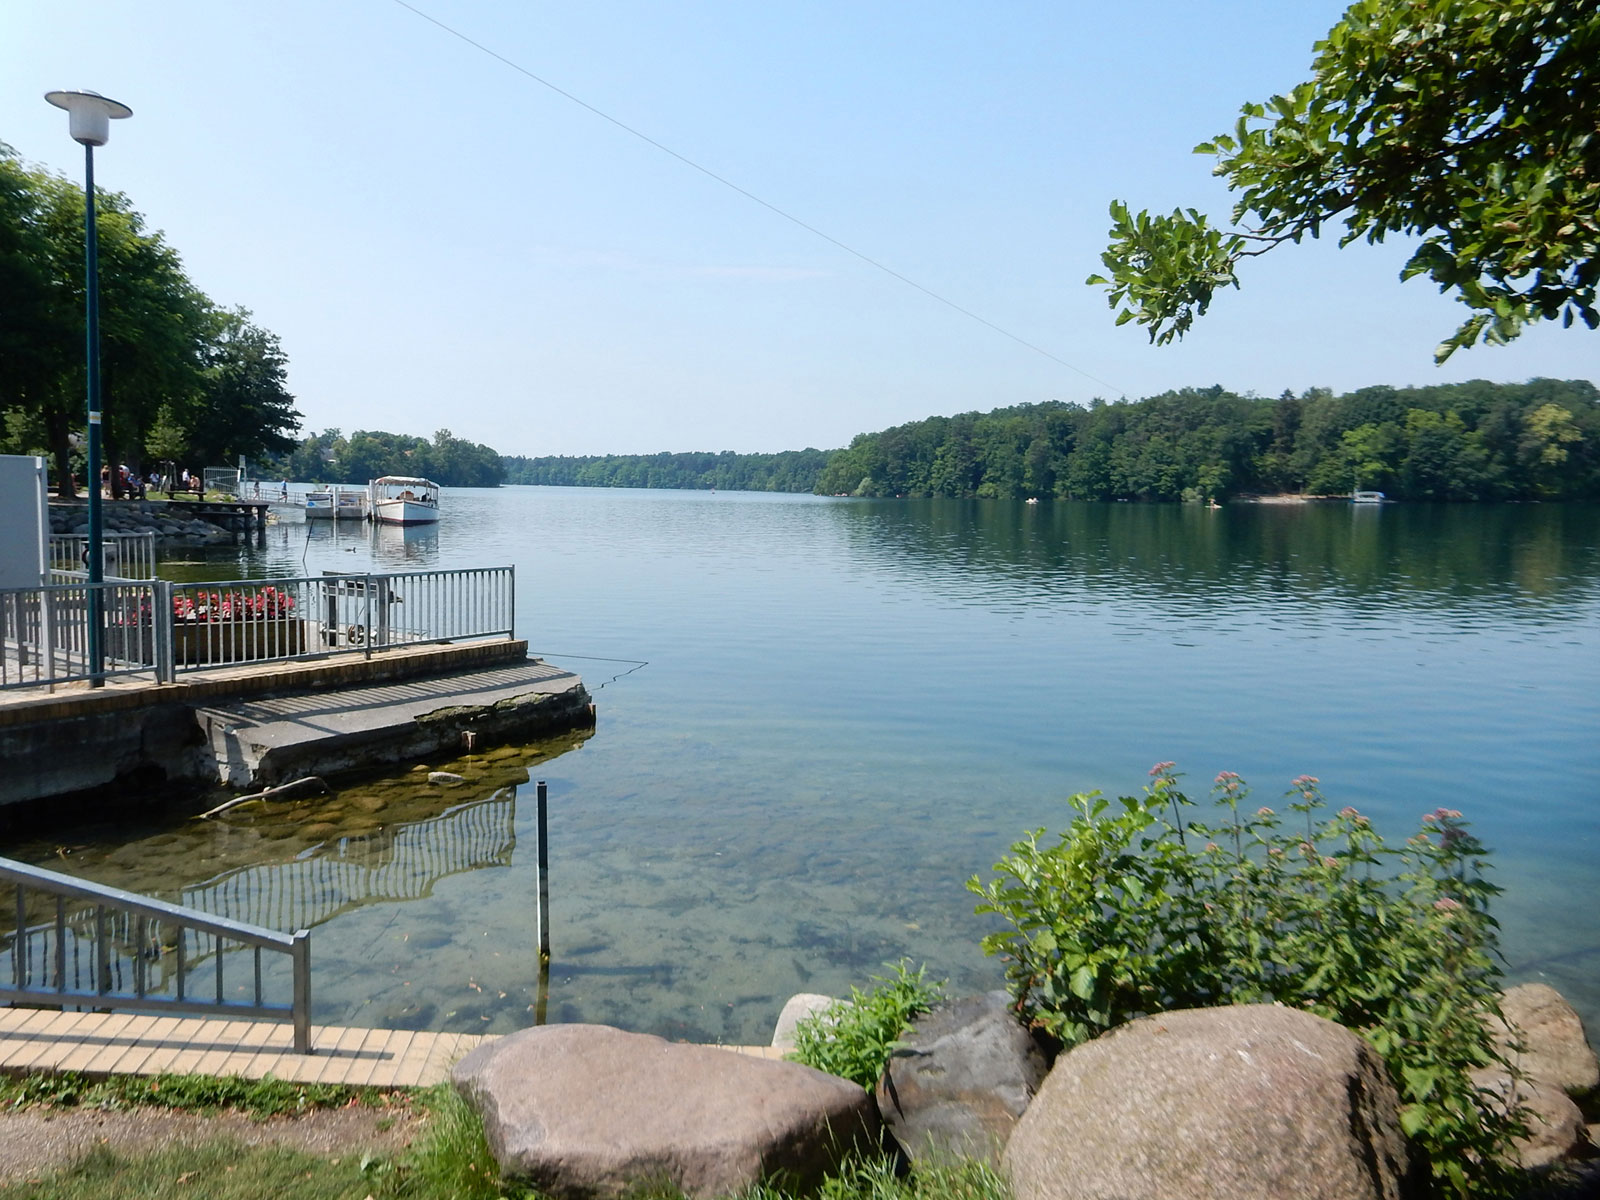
left=45, top=89, right=131, bottom=685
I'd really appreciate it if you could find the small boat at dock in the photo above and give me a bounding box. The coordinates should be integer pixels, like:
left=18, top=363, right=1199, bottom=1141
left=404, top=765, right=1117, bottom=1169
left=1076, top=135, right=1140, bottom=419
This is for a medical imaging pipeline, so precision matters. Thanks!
left=369, top=476, right=440, bottom=526
left=1352, top=490, right=1387, bottom=504
left=305, top=486, right=369, bottom=521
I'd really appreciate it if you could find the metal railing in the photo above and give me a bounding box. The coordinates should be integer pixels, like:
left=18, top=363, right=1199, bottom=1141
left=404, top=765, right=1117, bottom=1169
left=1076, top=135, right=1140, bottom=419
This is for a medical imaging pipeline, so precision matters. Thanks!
left=1, top=580, right=170, bottom=689
left=1, top=566, right=514, bottom=690
left=0, top=856, right=311, bottom=1053
left=168, top=567, right=514, bottom=671
left=48, top=531, right=157, bottom=582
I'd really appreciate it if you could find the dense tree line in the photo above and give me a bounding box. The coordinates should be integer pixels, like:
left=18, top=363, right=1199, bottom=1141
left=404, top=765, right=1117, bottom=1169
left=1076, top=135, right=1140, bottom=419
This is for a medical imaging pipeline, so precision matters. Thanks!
left=283, top=428, right=504, bottom=488
left=1, top=145, right=300, bottom=495
left=813, top=380, right=1598, bottom=502
left=501, top=449, right=830, bottom=492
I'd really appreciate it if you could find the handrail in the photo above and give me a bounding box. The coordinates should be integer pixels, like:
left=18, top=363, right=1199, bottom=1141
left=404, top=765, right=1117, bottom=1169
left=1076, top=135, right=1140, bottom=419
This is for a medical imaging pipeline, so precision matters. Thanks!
left=3, top=565, right=515, bottom=690
left=0, top=856, right=311, bottom=1053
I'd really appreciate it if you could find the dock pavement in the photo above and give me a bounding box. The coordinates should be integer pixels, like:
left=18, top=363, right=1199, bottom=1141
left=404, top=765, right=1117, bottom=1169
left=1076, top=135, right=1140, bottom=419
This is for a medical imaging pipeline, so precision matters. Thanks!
left=0, top=1009, right=782, bottom=1087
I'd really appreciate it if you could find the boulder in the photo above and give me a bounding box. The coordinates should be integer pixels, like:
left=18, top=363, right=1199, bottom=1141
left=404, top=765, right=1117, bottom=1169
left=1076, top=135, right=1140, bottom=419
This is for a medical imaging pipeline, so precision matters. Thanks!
left=1470, top=1069, right=1591, bottom=1170
left=1493, top=984, right=1600, bottom=1099
left=771, top=993, right=842, bottom=1050
left=1003, top=1005, right=1412, bottom=1200
left=452, top=1024, right=881, bottom=1199
left=876, top=991, right=1046, bottom=1166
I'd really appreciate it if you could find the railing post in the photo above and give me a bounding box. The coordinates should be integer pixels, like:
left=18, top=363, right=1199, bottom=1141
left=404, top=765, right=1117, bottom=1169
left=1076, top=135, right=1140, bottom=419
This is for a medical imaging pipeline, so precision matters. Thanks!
left=536, top=779, right=550, bottom=962
left=154, top=580, right=174, bottom=683
left=363, top=575, right=373, bottom=661
left=291, top=928, right=312, bottom=1054
left=508, top=565, right=516, bottom=639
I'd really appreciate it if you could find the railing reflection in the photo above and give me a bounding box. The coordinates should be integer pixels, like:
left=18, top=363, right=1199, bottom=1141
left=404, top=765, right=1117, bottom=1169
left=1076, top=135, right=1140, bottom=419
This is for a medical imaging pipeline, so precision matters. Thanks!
left=0, top=790, right=515, bottom=1017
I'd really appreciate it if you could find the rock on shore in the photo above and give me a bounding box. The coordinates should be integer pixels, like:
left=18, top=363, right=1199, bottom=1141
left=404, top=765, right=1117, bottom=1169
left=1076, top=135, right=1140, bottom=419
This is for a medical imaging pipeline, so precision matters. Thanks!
left=49, top=500, right=241, bottom=549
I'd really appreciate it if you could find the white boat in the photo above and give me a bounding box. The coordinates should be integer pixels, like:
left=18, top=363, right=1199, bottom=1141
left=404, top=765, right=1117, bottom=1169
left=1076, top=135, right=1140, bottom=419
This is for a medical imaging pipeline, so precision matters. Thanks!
left=1352, top=490, right=1387, bottom=504
left=304, top=486, right=369, bottom=521
left=369, top=476, right=440, bottom=526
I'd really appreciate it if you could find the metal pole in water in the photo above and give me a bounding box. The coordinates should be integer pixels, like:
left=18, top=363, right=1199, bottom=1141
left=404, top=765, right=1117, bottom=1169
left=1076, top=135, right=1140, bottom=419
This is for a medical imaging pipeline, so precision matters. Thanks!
left=536, top=779, right=550, bottom=962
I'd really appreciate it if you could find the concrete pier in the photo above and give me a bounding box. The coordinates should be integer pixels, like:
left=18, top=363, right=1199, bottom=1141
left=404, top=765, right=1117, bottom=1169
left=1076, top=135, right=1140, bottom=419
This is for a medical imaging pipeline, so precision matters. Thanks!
left=0, top=640, right=593, bottom=814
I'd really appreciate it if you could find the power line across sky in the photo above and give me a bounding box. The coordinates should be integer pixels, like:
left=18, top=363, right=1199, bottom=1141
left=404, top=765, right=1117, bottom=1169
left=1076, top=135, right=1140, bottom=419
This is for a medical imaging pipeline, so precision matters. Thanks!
left=5, top=1, right=1593, bottom=455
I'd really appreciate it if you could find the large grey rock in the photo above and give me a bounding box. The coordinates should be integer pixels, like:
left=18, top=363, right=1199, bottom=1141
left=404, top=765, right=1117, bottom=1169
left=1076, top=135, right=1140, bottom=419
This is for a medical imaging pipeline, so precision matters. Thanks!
left=876, top=991, right=1046, bottom=1166
left=1493, top=984, right=1600, bottom=1099
left=452, top=1024, right=881, bottom=1199
left=1003, top=1005, right=1412, bottom=1200
left=1470, top=1069, right=1590, bottom=1169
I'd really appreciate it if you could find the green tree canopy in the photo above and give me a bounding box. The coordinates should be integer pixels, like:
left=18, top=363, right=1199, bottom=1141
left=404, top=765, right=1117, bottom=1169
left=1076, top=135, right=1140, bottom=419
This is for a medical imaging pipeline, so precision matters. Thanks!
left=1089, top=0, right=1599, bottom=362
left=0, top=144, right=299, bottom=493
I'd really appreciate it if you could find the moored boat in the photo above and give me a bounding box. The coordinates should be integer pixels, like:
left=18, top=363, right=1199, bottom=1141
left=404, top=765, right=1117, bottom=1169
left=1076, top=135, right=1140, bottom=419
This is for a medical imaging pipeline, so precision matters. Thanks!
left=305, top=486, right=369, bottom=521
left=369, top=476, right=440, bottom=525
left=1352, top=490, right=1387, bottom=504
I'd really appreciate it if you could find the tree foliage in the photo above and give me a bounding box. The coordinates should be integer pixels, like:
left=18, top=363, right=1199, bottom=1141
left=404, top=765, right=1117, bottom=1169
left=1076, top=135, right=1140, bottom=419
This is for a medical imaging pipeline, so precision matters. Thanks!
left=280, top=427, right=504, bottom=488
left=1089, top=0, right=1600, bottom=361
left=0, top=145, right=300, bottom=492
left=501, top=448, right=830, bottom=492
left=813, top=379, right=1598, bottom=501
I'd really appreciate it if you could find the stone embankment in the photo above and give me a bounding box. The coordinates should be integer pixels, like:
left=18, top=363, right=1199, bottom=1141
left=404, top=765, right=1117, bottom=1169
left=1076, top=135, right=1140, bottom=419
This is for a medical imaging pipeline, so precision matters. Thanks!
left=48, top=499, right=240, bottom=549
left=454, top=985, right=1600, bottom=1200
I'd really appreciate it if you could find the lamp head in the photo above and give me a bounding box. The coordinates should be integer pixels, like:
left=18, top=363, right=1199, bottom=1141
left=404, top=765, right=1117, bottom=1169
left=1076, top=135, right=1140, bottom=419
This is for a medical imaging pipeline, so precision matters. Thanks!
left=44, top=90, right=132, bottom=147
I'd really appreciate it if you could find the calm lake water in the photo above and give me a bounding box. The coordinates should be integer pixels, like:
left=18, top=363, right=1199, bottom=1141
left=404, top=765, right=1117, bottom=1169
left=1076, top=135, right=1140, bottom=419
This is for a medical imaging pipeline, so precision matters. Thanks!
left=12, top=489, right=1599, bottom=1043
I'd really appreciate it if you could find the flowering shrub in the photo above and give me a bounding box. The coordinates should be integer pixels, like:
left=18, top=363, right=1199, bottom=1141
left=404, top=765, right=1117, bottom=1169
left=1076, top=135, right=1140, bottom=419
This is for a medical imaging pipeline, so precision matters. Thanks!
left=172, top=587, right=296, bottom=623
left=969, top=766, right=1524, bottom=1197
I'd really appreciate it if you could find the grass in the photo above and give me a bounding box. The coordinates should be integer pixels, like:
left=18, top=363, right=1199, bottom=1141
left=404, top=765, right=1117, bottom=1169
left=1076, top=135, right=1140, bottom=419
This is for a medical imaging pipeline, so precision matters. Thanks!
left=0, top=1140, right=378, bottom=1200
left=0, top=1071, right=398, bottom=1119
left=787, top=961, right=944, bottom=1090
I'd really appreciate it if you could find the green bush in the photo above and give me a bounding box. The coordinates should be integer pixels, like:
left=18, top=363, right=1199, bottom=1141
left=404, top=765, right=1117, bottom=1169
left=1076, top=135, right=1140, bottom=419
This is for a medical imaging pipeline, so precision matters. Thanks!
left=787, top=961, right=944, bottom=1089
left=968, top=766, right=1525, bottom=1198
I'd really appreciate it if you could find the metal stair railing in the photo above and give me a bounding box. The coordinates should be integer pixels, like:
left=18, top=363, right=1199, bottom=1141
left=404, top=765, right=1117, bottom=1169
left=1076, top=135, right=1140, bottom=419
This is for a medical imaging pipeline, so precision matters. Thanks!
left=0, top=856, right=312, bottom=1054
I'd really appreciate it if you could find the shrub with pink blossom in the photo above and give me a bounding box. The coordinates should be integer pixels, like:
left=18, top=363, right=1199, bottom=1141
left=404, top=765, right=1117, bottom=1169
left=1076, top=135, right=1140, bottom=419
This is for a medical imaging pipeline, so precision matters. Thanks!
left=969, top=766, right=1523, bottom=1197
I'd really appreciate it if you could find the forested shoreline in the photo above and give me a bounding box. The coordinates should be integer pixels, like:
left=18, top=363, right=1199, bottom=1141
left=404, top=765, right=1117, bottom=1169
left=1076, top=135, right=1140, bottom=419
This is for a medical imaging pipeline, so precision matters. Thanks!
left=496, top=380, right=1598, bottom=503
left=282, top=428, right=504, bottom=488
left=501, top=449, right=829, bottom=493
left=816, top=379, right=1599, bottom=502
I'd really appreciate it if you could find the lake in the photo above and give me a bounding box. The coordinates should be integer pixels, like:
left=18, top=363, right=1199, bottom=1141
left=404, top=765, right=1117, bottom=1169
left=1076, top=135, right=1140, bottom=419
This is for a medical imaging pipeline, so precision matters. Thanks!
left=12, top=489, right=1598, bottom=1044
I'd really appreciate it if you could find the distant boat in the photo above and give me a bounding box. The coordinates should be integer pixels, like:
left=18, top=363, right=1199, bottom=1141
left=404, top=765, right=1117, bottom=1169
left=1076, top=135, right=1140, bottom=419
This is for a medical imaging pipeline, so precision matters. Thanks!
left=1352, top=490, right=1387, bottom=504
left=369, top=476, right=440, bottom=526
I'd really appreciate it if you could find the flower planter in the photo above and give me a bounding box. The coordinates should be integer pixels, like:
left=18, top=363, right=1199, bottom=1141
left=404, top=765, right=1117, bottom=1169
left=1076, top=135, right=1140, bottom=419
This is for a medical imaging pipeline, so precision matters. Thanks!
left=171, top=617, right=307, bottom=665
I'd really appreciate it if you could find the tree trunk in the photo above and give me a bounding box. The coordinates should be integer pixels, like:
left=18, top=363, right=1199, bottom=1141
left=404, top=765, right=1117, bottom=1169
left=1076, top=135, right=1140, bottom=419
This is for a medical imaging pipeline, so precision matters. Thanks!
left=45, top=410, right=77, bottom=500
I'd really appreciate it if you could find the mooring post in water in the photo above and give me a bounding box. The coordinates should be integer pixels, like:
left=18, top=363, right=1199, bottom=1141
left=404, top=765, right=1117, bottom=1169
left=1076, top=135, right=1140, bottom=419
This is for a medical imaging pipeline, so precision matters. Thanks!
left=536, top=779, right=550, bottom=962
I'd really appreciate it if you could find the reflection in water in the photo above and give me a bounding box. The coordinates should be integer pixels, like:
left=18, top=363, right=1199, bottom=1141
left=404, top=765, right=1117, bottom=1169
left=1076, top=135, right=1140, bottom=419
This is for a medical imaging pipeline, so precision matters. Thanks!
left=1, top=789, right=521, bottom=1010
left=826, top=500, right=1599, bottom=619
left=180, top=790, right=516, bottom=932
left=370, top=521, right=440, bottom=567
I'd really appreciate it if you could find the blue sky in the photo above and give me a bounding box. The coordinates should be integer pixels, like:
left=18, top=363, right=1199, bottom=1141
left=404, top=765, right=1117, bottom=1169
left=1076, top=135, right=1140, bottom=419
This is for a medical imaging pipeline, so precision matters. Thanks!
left=5, top=1, right=1595, bottom=457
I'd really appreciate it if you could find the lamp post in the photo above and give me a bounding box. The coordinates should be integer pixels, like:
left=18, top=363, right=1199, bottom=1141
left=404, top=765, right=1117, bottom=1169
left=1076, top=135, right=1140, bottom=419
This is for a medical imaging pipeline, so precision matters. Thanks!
left=45, top=89, right=131, bottom=685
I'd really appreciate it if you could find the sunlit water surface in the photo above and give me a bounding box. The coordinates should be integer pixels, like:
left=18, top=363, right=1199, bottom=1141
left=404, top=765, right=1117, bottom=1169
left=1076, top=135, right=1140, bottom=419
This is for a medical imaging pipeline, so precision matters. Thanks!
left=10, top=490, right=1597, bottom=1043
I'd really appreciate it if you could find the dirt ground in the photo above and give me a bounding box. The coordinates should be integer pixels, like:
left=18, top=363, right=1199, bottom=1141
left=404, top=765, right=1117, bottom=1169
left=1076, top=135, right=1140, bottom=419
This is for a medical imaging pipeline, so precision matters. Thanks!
left=0, top=1105, right=425, bottom=1184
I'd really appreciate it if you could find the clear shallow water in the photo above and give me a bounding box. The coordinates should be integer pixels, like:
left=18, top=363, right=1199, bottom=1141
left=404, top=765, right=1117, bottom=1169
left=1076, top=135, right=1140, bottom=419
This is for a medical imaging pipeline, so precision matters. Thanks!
left=12, top=491, right=1599, bottom=1043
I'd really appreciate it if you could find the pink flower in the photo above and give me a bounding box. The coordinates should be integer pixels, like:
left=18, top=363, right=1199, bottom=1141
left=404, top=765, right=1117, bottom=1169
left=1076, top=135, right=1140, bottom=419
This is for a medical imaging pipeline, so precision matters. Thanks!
left=1338, top=806, right=1359, bottom=819
left=1256, top=806, right=1274, bottom=817
left=1323, top=857, right=1339, bottom=869
left=1267, top=847, right=1284, bottom=858
left=1149, top=761, right=1177, bottom=777
left=1205, top=842, right=1220, bottom=853
left=1434, top=897, right=1463, bottom=913
left=1291, top=775, right=1319, bottom=787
